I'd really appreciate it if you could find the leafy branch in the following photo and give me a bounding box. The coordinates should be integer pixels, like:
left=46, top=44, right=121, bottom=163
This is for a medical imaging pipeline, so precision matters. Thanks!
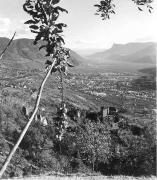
left=0, top=0, right=72, bottom=178
left=94, top=0, right=153, bottom=20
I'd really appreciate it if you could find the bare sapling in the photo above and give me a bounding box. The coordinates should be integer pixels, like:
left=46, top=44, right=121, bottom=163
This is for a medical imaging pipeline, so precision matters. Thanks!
left=0, top=32, right=16, bottom=60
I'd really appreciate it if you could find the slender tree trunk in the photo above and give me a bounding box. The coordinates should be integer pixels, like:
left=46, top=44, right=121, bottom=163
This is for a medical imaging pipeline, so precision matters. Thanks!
left=0, top=59, right=56, bottom=178
left=59, top=71, right=64, bottom=108
left=92, top=158, right=95, bottom=172
left=0, top=32, right=16, bottom=60
left=92, top=151, right=95, bottom=172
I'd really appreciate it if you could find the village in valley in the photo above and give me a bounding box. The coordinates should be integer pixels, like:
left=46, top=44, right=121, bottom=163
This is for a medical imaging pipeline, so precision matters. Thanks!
left=0, top=63, right=156, bottom=124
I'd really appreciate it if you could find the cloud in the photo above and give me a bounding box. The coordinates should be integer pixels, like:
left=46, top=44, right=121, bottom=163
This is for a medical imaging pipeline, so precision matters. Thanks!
left=135, top=35, right=157, bottom=42
left=64, top=36, right=113, bottom=49
left=0, top=18, right=34, bottom=39
left=65, top=36, right=100, bottom=49
left=74, top=39, right=91, bottom=45
left=0, top=17, right=10, bottom=27
left=0, top=17, right=11, bottom=35
left=15, top=22, right=34, bottom=39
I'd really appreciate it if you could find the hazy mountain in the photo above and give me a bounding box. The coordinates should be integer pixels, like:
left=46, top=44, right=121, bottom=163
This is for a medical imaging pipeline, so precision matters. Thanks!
left=74, top=48, right=106, bottom=57
left=138, top=67, right=156, bottom=76
left=87, top=42, right=156, bottom=65
left=0, top=37, right=83, bottom=69
left=131, top=67, right=156, bottom=91
left=69, top=50, right=84, bottom=65
left=0, top=38, right=156, bottom=73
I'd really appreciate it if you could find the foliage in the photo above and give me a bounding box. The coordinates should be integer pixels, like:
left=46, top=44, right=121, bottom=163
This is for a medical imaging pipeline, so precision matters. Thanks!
left=23, top=0, right=72, bottom=74
left=94, top=0, right=153, bottom=20
left=23, top=0, right=74, bottom=141
left=0, top=91, right=156, bottom=177
left=76, top=121, right=113, bottom=171
left=0, top=0, right=156, bottom=178
left=23, top=0, right=67, bottom=50
left=55, top=112, right=156, bottom=176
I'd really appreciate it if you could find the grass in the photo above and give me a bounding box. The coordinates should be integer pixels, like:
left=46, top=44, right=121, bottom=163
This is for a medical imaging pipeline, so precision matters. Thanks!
left=3, top=175, right=157, bottom=180
left=0, top=70, right=156, bottom=179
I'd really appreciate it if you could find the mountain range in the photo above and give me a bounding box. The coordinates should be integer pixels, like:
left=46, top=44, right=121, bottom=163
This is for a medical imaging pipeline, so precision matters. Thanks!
left=87, top=42, right=156, bottom=65
left=0, top=37, right=83, bottom=70
left=0, top=37, right=156, bottom=72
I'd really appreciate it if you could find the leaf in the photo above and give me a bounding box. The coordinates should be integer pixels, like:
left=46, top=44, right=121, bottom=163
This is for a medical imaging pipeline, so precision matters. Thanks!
left=139, top=3, right=145, bottom=5
left=28, top=5, right=34, bottom=9
left=55, top=6, right=68, bottom=13
left=111, top=10, right=115, bottom=14
left=138, top=7, right=143, bottom=11
left=149, top=9, right=152, bottom=13
left=45, top=60, right=52, bottom=65
left=25, top=20, right=38, bottom=24
left=31, top=30, right=39, bottom=34
left=57, top=36, right=65, bottom=44
left=51, top=0, right=60, bottom=5
left=56, top=23, right=67, bottom=29
left=54, top=29, right=63, bottom=34
left=67, top=62, right=74, bottom=67
left=94, top=4, right=101, bottom=8
left=29, top=25, right=39, bottom=30
left=51, top=67, right=57, bottom=74
left=33, top=41, right=37, bottom=45
left=34, top=33, right=43, bottom=44
left=45, top=43, right=55, bottom=56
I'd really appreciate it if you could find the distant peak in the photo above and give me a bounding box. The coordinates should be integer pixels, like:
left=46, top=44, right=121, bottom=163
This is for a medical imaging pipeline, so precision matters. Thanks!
left=112, top=41, right=155, bottom=47
left=112, top=43, right=122, bottom=48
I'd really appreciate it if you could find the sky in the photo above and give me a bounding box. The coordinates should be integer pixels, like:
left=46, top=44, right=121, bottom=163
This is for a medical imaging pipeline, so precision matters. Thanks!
left=0, top=0, right=156, bottom=53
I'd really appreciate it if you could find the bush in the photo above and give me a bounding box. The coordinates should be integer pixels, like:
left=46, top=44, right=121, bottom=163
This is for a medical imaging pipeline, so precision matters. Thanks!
left=0, top=92, right=156, bottom=176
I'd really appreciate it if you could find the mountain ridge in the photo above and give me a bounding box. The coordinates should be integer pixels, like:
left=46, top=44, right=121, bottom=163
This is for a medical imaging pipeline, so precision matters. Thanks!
left=0, top=37, right=83, bottom=70
left=0, top=38, right=156, bottom=72
left=87, top=42, right=156, bottom=65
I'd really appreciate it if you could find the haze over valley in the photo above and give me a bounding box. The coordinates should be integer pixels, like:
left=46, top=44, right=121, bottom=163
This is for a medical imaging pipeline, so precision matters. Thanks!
left=0, top=37, right=155, bottom=73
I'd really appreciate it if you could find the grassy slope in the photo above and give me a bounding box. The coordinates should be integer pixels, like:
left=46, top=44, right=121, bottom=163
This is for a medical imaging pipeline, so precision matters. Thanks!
left=3, top=175, right=157, bottom=180
left=0, top=38, right=83, bottom=70
left=0, top=40, right=156, bottom=178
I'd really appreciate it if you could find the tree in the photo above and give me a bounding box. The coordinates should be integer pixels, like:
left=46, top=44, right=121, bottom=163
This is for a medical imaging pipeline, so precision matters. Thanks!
left=0, top=0, right=71, bottom=178
left=94, top=0, right=153, bottom=20
left=76, top=121, right=112, bottom=172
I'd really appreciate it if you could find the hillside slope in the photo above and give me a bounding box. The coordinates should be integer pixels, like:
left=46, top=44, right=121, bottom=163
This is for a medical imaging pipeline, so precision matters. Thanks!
left=87, top=42, right=156, bottom=65
left=0, top=37, right=83, bottom=69
left=139, top=67, right=156, bottom=76
left=2, top=175, right=157, bottom=180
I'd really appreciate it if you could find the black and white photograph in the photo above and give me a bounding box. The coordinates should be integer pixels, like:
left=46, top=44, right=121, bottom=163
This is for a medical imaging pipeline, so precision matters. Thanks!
left=0, top=0, right=156, bottom=179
